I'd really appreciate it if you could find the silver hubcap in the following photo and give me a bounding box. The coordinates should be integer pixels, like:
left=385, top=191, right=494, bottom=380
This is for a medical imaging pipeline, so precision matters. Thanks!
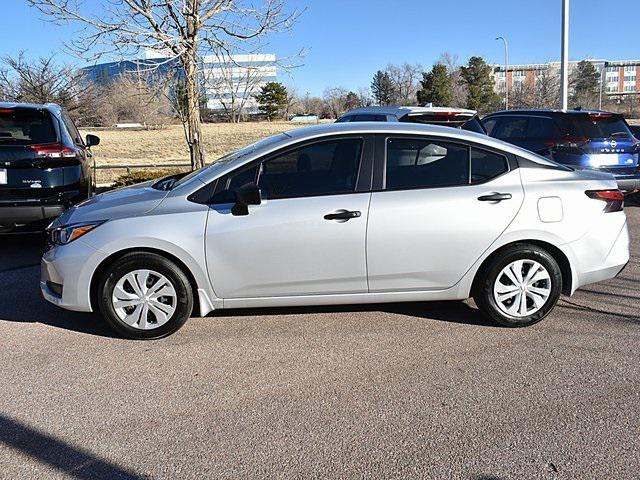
left=493, top=260, right=551, bottom=318
left=112, top=269, right=177, bottom=330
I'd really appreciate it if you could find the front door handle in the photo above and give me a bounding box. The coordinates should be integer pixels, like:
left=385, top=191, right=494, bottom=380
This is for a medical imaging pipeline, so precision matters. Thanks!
left=478, top=193, right=512, bottom=202
left=324, top=210, right=361, bottom=221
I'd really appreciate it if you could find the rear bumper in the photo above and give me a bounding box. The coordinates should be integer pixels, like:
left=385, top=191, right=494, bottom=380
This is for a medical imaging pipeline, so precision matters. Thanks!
left=613, top=176, right=640, bottom=192
left=0, top=205, right=66, bottom=230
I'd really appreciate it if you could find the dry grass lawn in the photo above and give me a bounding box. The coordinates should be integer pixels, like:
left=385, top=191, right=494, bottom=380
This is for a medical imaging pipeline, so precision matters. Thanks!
left=81, top=121, right=322, bottom=183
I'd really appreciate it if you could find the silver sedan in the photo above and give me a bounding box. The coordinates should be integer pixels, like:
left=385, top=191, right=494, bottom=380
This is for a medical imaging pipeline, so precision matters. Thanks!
left=41, top=123, right=630, bottom=339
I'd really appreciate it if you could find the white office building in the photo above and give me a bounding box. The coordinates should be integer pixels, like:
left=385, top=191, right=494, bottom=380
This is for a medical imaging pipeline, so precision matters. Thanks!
left=202, top=54, right=277, bottom=114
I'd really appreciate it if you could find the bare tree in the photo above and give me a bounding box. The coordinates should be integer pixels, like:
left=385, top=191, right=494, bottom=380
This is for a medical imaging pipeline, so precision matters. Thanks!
left=356, top=86, right=372, bottom=107
left=284, top=86, right=301, bottom=119
left=510, top=80, right=536, bottom=109
left=0, top=52, right=96, bottom=122
left=438, top=52, right=466, bottom=107
left=27, top=0, right=299, bottom=169
left=385, top=63, right=422, bottom=105
left=322, top=86, right=349, bottom=119
left=533, top=67, right=559, bottom=109
left=299, top=93, right=323, bottom=117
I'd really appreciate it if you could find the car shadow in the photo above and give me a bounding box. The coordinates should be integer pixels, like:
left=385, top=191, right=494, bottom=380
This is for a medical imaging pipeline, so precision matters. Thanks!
left=0, top=234, right=497, bottom=338
left=0, top=234, right=119, bottom=338
left=212, top=300, right=497, bottom=328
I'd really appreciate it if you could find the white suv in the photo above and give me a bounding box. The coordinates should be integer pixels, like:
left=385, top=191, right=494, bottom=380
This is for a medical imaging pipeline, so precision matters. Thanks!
left=336, top=106, right=486, bottom=134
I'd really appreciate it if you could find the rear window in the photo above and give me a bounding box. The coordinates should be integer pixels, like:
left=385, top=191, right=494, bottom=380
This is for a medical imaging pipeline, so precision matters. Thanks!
left=561, top=115, right=633, bottom=139
left=0, top=108, right=57, bottom=145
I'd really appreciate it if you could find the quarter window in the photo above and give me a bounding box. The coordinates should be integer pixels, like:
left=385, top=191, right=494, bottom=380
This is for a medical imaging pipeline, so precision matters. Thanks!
left=471, top=149, right=508, bottom=184
left=385, top=138, right=469, bottom=190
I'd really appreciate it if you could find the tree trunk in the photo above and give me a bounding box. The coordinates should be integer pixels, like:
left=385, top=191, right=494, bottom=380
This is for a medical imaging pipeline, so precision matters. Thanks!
left=184, top=1, right=205, bottom=170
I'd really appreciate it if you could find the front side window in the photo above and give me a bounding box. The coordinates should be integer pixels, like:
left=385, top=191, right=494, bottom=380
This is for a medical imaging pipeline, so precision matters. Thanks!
left=385, top=138, right=469, bottom=190
left=258, top=138, right=363, bottom=199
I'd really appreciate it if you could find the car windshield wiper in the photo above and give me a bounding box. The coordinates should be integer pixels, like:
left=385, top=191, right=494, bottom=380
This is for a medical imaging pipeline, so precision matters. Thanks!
left=610, top=132, right=630, bottom=138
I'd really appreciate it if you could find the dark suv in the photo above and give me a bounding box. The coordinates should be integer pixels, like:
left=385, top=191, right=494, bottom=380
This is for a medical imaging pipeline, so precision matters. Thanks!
left=0, top=102, right=99, bottom=232
left=482, top=109, right=640, bottom=191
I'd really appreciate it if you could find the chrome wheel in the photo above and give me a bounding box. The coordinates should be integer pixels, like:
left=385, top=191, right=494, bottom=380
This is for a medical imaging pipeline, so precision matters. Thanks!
left=493, top=260, right=551, bottom=318
left=112, top=269, right=177, bottom=330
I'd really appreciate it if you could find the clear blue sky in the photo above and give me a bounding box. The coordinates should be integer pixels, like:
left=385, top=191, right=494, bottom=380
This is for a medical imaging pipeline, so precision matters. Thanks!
left=3, top=0, right=639, bottom=96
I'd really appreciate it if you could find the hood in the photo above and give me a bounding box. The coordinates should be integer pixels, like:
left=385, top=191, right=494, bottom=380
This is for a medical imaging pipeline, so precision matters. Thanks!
left=52, top=181, right=169, bottom=227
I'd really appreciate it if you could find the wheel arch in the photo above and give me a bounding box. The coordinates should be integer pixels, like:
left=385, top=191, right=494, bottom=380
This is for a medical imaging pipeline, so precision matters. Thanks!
left=471, top=239, right=573, bottom=296
left=89, top=247, right=202, bottom=315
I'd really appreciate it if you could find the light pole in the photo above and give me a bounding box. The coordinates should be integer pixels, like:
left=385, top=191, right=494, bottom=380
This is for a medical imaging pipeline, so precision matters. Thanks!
left=599, top=61, right=607, bottom=110
left=560, top=0, right=569, bottom=110
left=496, top=36, right=509, bottom=109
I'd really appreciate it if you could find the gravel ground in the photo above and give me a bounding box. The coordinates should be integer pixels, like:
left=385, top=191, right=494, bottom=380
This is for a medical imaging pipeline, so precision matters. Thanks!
left=0, top=207, right=638, bottom=479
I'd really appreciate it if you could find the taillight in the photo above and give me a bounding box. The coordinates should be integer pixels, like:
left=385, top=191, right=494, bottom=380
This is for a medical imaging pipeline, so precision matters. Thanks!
left=544, top=136, right=590, bottom=149
left=29, top=143, right=77, bottom=159
left=586, top=189, right=624, bottom=213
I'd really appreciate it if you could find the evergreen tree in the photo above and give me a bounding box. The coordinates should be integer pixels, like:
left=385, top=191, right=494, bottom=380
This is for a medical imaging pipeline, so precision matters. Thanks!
left=371, top=70, right=395, bottom=106
left=459, top=56, right=501, bottom=113
left=416, top=64, right=453, bottom=106
left=570, top=60, right=600, bottom=108
left=256, top=81, right=288, bottom=120
left=343, top=91, right=361, bottom=110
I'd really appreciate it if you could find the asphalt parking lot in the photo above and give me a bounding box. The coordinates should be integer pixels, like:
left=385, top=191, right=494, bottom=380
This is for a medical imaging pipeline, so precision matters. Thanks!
left=0, top=207, right=639, bottom=480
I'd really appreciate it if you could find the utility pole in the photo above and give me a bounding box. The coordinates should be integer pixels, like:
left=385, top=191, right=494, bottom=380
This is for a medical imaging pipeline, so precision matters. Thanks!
left=599, top=61, right=608, bottom=110
left=560, top=0, right=569, bottom=110
left=496, top=36, right=509, bottom=110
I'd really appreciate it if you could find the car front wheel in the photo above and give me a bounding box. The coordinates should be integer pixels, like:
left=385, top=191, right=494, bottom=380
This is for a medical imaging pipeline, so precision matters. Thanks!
left=97, top=252, right=194, bottom=339
left=474, top=244, right=562, bottom=327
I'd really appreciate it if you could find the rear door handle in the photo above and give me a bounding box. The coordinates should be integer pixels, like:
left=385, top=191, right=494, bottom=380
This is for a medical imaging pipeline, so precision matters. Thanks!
left=324, top=210, right=361, bottom=221
left=478, top=193, right=512, bottom=202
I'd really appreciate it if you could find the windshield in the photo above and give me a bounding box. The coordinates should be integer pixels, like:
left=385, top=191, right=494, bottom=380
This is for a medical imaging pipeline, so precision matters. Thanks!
left=562, top=115, right=633, bottom=139
left=0, top=108, right=57, bottom=145
left=172, top=133, right=289, bottom=188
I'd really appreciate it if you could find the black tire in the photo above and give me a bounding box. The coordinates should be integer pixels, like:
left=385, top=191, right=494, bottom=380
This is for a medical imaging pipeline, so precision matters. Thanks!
left=473, top=244, right=562, bottom=328
left=97, top=252, right=194, bottom=340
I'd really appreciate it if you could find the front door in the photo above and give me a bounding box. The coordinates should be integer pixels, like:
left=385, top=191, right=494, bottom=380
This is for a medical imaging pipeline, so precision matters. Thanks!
left=205, top=136, right=372, bottom=299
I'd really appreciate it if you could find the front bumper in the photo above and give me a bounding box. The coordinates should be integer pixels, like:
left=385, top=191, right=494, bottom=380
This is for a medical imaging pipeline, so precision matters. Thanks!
left=40, top=239, right=107, bottom=312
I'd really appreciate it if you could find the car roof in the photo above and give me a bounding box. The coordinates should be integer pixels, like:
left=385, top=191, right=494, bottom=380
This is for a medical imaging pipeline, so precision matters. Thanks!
left=485, top=108, right=623, bottom=117
left=0, top=101, right=62, bottom=114
left=340, top=106, right=477, bottom=118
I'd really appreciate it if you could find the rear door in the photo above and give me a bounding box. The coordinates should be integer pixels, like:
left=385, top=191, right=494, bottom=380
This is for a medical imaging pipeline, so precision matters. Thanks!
left=366, top=135, right=524, bottom=291
left=484, top=114, right=560, bottom=156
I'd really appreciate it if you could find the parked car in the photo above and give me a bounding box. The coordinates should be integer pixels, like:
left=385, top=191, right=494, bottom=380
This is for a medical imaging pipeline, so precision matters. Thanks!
left=482, top=109, right=640, bottom=192
left=336, top=106, right=487, bottom=133
left=42, top=123, right=629, bottom=339
left=0, top=102, right=99, bottom=233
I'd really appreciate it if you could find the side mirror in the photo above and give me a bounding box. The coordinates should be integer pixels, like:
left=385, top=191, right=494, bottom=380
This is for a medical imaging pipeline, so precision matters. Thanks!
left=86, top=134, right=100, bottom=147
left=231, top=182, right=262, bottom=216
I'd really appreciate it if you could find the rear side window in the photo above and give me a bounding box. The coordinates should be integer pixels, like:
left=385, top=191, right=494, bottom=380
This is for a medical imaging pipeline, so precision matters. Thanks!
left=385, top=138, right=469, bottom=190
left=492, top=116, right=528, bottom=140
left=258, top=138, right=363, bottom=199
left=0, top=108, right=57, bottom=145
left=62, top=112, right=83, bottom=145
left=335, top=116, right=352, bottom=123
left=471, top=148, right=508, bottom=184
left=482, top=117, right=498, bottom=135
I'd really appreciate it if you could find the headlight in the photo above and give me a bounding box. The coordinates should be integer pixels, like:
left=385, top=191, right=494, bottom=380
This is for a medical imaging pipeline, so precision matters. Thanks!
left=48, top=221, right=106, bottom=246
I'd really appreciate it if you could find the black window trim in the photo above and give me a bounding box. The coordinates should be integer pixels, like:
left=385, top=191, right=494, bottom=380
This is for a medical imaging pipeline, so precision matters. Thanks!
left=194, top=134, right=375, bottom=205
left=372, top=133, right=515, bottom=193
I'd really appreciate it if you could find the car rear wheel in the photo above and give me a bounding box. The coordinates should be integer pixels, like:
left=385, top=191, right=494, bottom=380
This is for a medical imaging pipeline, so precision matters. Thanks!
left=97, top=253, right=193, bottom=339
left=474, top=244, right=562, bottom=327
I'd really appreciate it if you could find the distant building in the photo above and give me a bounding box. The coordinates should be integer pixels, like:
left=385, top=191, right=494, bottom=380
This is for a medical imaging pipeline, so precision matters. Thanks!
left=81, top=51, right=277, bottom=116
left=491, top=59, right=640, bottom=97
left=202, top=53, right=277, bottom=114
